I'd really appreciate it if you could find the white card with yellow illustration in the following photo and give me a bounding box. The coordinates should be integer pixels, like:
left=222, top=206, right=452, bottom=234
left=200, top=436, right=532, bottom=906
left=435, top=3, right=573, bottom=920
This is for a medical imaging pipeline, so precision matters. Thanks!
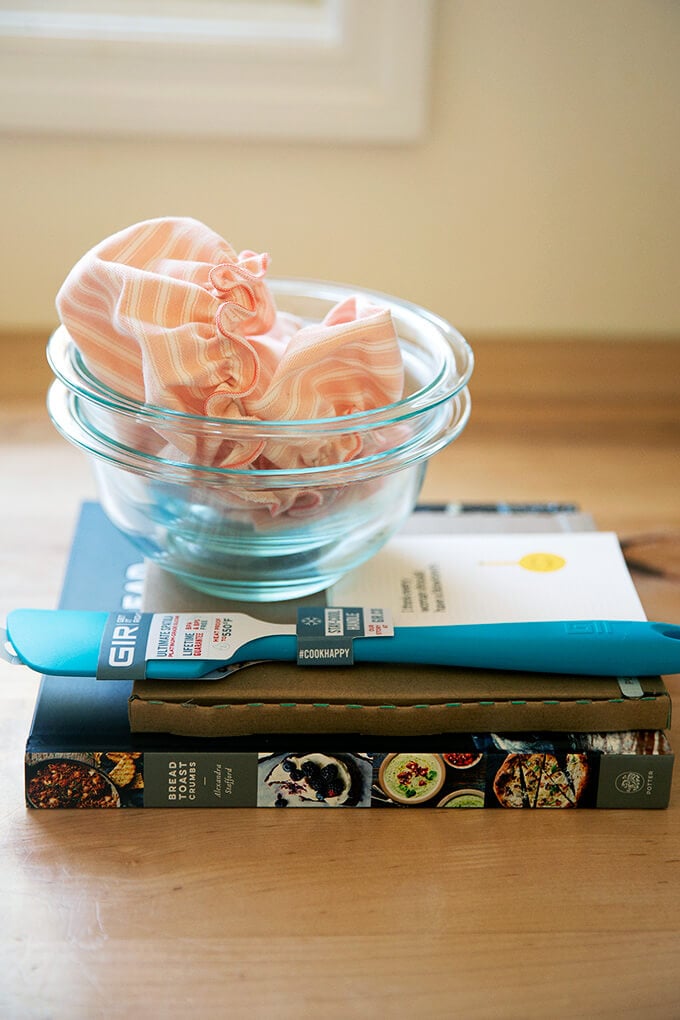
left=329, top=532, right=646, bottom=626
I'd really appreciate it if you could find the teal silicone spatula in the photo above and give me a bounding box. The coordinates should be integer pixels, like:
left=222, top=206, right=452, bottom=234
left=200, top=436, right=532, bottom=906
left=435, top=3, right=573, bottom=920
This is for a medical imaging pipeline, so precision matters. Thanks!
left=4, top=609, right=680, bottom=678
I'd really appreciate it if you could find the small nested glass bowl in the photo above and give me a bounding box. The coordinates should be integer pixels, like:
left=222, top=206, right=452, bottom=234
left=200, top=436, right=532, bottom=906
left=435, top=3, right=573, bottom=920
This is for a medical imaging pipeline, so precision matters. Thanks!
left=46, top=279, right=473, bottom=601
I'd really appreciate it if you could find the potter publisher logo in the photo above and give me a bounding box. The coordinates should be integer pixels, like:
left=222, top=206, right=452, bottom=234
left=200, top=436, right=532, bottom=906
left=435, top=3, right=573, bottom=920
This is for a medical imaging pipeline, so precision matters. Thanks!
left=615, top=770, right=645, bottom=795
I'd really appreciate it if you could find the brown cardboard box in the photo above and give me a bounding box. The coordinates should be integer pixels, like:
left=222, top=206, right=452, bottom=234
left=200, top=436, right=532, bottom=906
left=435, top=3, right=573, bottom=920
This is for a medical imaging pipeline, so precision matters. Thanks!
left=129, top=659, right=671, bottom=737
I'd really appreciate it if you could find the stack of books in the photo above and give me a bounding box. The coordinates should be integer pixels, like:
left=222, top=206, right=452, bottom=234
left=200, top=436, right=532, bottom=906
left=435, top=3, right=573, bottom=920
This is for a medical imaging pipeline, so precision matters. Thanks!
left=24, top=502, right=674, bottom=810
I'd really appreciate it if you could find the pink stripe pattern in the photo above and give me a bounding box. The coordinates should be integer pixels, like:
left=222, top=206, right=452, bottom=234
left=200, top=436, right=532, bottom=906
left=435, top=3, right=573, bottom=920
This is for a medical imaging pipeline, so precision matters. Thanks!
left=56, top=217, right=404, bottom=479
left=55, top=217, right=407, bottom=517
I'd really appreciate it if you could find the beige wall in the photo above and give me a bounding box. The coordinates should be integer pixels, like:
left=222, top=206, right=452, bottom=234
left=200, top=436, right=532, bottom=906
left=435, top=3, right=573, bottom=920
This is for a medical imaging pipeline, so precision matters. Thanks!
left=0, top=0, right=678, bottom=339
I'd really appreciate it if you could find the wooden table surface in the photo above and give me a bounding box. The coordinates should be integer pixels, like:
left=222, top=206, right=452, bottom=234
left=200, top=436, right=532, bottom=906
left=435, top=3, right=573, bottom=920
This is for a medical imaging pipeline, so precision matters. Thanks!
left=1, top=339, right=679, bottom=1019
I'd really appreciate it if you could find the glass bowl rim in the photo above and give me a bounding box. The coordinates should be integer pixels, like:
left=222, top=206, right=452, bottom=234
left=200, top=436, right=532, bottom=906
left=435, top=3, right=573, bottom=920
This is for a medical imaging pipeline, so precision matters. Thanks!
left=47, top=380, right=472, bottom=485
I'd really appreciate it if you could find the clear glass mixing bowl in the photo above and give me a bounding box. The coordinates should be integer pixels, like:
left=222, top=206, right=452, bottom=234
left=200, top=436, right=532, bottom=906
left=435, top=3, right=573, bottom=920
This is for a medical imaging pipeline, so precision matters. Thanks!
left=46, top=279, right=473, bottom=601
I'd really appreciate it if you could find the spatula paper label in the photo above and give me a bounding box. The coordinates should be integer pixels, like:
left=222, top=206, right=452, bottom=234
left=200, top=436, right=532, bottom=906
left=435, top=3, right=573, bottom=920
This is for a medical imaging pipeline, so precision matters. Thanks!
left=295, top=607, right=393, bottom=665
left=97, top=611, right=294, bottom=679
left=96, top=608, right=393, bottom=678
left=97, top=612, right=153, bottom=680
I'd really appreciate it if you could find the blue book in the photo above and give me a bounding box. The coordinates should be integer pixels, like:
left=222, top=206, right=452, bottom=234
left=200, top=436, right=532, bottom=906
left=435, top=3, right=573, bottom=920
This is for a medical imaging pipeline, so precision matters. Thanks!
left=24, top=503, right=674, bottom=810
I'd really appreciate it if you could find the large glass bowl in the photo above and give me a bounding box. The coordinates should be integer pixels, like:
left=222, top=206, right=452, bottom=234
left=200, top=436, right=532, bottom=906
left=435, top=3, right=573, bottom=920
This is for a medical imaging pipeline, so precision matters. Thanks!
left=46, top=279, right=473, bottom=601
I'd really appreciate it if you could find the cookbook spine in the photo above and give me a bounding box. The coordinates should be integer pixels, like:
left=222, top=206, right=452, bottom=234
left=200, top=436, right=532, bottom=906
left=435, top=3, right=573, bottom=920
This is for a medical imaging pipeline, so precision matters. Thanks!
left=24, top=741, right=674, bottom=810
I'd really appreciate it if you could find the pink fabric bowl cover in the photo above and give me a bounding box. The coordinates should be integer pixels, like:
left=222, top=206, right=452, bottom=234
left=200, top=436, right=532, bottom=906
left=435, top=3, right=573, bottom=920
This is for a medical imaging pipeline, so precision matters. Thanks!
left=56, top=216, right=405, bottom=476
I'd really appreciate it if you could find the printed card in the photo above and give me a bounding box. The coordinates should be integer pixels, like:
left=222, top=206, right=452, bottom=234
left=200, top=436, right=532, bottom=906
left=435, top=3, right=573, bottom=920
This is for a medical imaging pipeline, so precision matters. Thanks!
left=329, top=532, right=646, bottom=627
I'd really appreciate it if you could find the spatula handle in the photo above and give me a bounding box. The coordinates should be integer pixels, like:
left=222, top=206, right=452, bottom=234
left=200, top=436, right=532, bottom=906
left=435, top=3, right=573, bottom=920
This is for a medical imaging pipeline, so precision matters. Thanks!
left=6, top=610, right=680, bottom=678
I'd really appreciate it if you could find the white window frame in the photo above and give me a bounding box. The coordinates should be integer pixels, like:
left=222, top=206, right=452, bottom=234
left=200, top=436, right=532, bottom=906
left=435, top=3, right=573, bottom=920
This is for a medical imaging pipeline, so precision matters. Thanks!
left=0, top=0, right=435, bottom=142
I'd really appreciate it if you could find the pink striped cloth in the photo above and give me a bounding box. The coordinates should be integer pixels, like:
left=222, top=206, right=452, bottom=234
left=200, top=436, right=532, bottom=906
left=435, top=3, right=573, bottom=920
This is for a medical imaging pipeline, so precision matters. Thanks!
left=56, top=217, right=405, bottom=479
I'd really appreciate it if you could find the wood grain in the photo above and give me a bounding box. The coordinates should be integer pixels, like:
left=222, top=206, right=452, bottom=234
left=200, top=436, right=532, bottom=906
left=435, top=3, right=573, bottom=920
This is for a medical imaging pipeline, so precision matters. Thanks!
left=1, top=338, right=680, bottom=1020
